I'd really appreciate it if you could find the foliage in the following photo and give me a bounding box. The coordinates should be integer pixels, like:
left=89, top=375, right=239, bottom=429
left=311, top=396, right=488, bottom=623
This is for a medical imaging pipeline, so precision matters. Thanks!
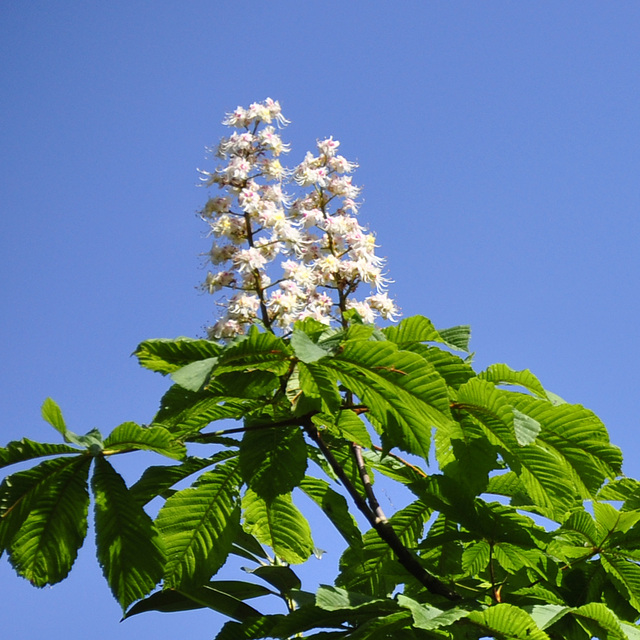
left=2, top=100, right=640, bottom=639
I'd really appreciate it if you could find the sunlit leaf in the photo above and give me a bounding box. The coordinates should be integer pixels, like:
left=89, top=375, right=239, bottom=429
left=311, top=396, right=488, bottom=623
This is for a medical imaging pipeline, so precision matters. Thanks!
left=134, top=338, right=223, bottom=374
left=157, top=460, right=241, bottom=589
left=103, top=422, right=185, bottom=460
left=242, top=489, right=314, bottom=564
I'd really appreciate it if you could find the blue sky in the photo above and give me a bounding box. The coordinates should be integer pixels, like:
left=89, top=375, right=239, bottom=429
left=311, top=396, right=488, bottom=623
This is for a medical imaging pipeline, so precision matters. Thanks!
left=2, top=2, right=640, bottom=638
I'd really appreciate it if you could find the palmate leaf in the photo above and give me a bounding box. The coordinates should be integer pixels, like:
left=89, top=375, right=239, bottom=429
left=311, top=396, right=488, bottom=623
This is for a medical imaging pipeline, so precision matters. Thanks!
left=397, top=594, right=472, bottom=631
left=0, top=438, right=79, bottom=469
left=40, top=397, right=67, bottom=437
left=92, top=457, right=165, bottom=610
left=239, top=425, right=307, bottom=501
left=402, top=343, right=476, bottom=390
left=601, top=553, right=640, bottom=612
left=134, top=338, right=223, bottom=374
left=242, top=489, right=314, bottom=564
left=454, top=379, right=577, bottom=516
left=337, top=499, right=431, bottom=596
left=214, top=326, right=293, bottom=376
left=466, top=603, right=550, bottom=639
left=103, top=422, right=185, bottom=460
left=156, top=460, right=241, bottom=589
left=383, top=315, right=471, bottom=352
left=129, top=451, right=237, bottom=506
left=5, top=455, right=90, bottom=586
left=570, top=602, right=629, bottom=640
left=299, top=476, right=362, bottom=548
left=508, top=394, right=622, bottom=497
left=478, top=363, right=547, bottom=398
left=123, top=581, right=269, bottom=621
left=297, top=361, right=342, bottom=413
left=153, top=384, right=264, bottom=438
left=322, top=340, right=452, bottom=461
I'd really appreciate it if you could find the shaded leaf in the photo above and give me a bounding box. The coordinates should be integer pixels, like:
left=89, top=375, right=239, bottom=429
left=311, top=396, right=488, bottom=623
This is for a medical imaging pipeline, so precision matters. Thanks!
left=6, top=456, right=90, bottom=586
left=299, top=476, right=362, bottom=548
left=239, top=425, right=307, bottom=501
left=129, top=452, right=236, bottom=506
left=124, top=581, right=267, bottom=621
left=0, top=438, right=79, bottom=470
left=171, top=358, right=218, bottom=392
left=92, top=457, right=165, bottom=609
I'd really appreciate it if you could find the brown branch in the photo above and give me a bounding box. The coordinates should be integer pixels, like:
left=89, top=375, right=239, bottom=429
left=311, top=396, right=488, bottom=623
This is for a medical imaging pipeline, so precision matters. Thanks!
left=302, top=418, right=461, bottom=601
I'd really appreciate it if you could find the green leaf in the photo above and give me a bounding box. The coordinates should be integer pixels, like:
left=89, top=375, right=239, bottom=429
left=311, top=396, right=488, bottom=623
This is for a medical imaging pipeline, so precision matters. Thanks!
left=242, top=489, right=314, bottom=564
left=239, top=425, right=307, bottom=501
left=248, top=565, right=302, bottom=593
left=455, top=379, right=576, bottom=516
left=601, top=554, right=640, bottom=612
left=41, top=397, right=67, bottom=438
left=437, top=325, right=471, bottom=352
left=521, top=604, right=570, bottom=630
left=316, top=585, right=387, bottom=611
left=129, top=452, right=236, bottom=506
left=40, top=398, right=103, bottom=451
left=215, top=326, right=292, bottom=375
left=467, top=602, right=550, bottom=639
left=571, top=602, right=627, bottom=640
left=298, top=362, right=342, bottom=413
left=92, top=457, right=165, bottom=609
left=156, top=460, right=241, bottom=589
left=103, top=422, right=185, bottom=460
left=124, top=581, right=266, bottom=621
left=170, top=357, right=219, bottom=391
left=6, top=456, right=90, bottom=586
left=383, top=315, right=470, bottom=352
left=461, top=540, right=490, bottom=574
left=134, top=338, right=223, bottom=374
left=153, top=384, right=264, bottom=438
left=334, top=410, right=372, bottom=449
left=479, top=364, right=547, bottom=398
left=0, top=438, right=79, bottom=469
left=323, top=340, right=452, bottom=461
left=382, top=316, right=441, bottom=345
left=338, top=499, right=431, bottom=595
left=299, top=476, right=362, bottom=548
left=512, top=408, right=541, bottom=446
left=509, top=394, right=622, bottom=498
left=397, top=594, right=471, bottom=630
left=291, top=328, right=330, bottom=363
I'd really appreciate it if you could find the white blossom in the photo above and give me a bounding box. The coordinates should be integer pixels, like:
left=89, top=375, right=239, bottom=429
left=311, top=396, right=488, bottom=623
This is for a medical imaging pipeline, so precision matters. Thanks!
left=199, top=99, right=398, bottom=338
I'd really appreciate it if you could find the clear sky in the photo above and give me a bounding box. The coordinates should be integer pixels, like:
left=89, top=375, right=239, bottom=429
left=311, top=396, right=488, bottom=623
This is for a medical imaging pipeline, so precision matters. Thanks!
left=2, top=2, right=640, bottom=639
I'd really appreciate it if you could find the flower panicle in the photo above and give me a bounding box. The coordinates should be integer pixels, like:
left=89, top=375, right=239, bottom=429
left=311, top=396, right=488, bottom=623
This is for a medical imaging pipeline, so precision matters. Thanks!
left=198, top=99, right=399, bottom=340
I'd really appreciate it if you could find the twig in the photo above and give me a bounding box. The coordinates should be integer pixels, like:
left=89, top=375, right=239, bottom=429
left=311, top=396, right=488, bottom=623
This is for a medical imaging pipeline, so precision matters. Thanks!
left=302, top=418, right=461, bottom=601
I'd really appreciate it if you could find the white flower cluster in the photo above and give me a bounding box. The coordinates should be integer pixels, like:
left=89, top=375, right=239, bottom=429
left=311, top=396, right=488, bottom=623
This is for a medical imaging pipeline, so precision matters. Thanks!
left=198, top=98, right=399, bottom=340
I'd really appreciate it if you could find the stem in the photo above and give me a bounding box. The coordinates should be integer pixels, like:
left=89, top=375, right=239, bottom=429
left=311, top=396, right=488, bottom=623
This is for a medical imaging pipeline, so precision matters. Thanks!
left=488, top=542, right=501, bottom=603
left=351, top=443, right=388, bottom=524
left=242, top=210, right=272, bottom=331
left=301, top=418, right=461, bottom=601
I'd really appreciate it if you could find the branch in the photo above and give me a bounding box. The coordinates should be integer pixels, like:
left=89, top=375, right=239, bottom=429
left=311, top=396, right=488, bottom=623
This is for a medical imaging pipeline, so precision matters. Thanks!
left=190, top=417, right=300, bottom=443
left=302, top=418, right=461, bottom=601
